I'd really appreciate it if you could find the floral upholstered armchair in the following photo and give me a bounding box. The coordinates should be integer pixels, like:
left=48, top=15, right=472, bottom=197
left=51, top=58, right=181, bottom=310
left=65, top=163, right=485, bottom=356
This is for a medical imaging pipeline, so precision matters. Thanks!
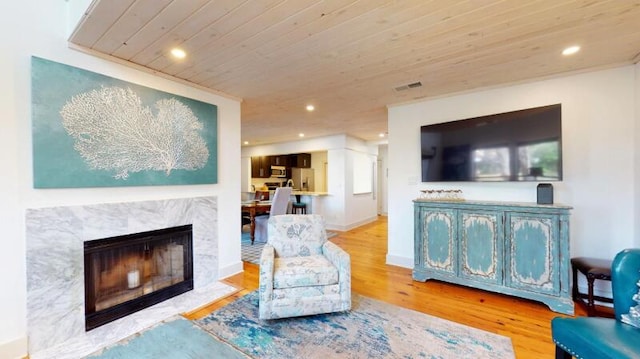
left=258, top=214, right=351, bottom=320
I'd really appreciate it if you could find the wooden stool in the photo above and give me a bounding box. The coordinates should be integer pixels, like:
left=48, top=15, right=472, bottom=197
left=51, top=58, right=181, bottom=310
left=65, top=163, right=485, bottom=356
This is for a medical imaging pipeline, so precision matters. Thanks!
left=571, top=257, right=613, bottom=317
left=292, top=202, right=307, bottom=214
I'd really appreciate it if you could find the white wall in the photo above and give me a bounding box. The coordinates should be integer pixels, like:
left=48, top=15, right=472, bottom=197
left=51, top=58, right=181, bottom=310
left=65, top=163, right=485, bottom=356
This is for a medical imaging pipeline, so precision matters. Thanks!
left=311, top=151, right=328, bottom=192
left=0, top=1, right=242, bottom=357
left=343, top=137, right=379, bottom=228
left=326, top=148, right=348, bottom=227
left=377, top=144, right=389, bottom=215
left=636, top=62, right=640, bottom=247
left=387, top=65, right=637, bottom=268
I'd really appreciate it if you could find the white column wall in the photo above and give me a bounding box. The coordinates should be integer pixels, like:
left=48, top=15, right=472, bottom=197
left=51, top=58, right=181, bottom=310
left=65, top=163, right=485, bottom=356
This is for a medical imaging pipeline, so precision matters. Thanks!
left=325, top=148, right=348, bottom=228
left=387, top=65, right=637, bottom=267
left=311, top=151, right=328, bottom=192
left=377, top=145, right=389, bottom=215
left=0, top=1, right=242, bottom=357
left=635, top=62, right=640, bottom=247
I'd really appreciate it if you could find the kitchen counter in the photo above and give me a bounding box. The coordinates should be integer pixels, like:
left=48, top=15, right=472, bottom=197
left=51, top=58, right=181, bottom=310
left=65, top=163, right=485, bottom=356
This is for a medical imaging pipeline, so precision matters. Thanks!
left=243, top=190, right=328, bottom=215
left=242, top=190, right=328, bottom=202
left=291, top=191, right=329, bottom=196
left=290, top=191, right=328, bottom=215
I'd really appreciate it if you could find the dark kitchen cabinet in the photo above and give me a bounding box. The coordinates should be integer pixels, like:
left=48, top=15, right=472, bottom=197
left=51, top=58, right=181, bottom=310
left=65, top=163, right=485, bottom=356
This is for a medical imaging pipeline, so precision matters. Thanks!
left=289, top=153, right=311, bottom=168
left=251, top=156, right=271, bottom=178
left=270, top=155, right=289, bottom=167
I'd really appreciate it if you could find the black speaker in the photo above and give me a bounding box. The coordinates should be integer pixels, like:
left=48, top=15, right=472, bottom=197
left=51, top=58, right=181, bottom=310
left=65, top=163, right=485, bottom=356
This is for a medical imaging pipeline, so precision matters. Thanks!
left=537, top=183, right=553, bottom=204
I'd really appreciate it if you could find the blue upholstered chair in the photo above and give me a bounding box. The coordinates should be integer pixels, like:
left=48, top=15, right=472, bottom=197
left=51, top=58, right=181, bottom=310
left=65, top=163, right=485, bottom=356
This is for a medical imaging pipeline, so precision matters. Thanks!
left=258, top=214, right=351, bottom=320
left=552, top=248, right=640, bottom=358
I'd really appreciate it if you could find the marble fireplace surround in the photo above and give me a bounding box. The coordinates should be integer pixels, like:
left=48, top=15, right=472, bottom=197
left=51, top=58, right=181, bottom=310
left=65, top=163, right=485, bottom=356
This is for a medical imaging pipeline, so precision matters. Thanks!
left=26, top=196, right=235, bottom=358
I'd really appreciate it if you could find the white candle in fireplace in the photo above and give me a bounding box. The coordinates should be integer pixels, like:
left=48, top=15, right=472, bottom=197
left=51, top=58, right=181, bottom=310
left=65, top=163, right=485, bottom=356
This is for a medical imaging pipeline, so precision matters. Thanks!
left=127, top=269, right=140, bottom=289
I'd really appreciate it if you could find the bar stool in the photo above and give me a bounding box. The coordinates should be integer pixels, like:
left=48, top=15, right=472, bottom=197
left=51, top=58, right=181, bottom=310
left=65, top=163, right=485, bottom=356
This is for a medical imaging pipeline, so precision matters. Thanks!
left=571, top=257, right=613, bottom=317
left=292, top=202, right=307, bottom=214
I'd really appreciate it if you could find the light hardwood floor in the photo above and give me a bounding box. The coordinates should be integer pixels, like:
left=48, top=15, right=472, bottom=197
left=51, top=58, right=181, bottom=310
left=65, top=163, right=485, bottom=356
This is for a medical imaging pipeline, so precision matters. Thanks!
left=187, top=216, right=589, bottom=358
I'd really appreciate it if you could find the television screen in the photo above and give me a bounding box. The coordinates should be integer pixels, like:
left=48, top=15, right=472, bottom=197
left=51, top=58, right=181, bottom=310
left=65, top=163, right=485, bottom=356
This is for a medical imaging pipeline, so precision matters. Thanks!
left=421, top=104, right=562, bottom=182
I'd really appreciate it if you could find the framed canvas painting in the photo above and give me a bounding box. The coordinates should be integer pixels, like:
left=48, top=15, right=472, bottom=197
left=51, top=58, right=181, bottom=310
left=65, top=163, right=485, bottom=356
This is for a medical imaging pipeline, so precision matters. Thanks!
left=31, top=56, right=218, bottom=188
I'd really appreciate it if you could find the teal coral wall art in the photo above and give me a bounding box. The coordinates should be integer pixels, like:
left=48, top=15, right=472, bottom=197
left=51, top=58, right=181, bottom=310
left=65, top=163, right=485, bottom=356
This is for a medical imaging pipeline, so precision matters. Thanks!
left=31, top=56, right=218, bottom=188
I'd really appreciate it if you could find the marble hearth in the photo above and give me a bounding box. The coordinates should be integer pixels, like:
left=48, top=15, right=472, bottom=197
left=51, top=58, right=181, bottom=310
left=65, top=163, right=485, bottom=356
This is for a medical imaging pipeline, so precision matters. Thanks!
left=25, top=196, right=236, bottom=358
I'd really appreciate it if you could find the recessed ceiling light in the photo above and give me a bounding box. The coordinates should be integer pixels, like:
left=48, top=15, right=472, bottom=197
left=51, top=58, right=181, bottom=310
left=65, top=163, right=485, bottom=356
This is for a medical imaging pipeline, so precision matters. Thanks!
left=306, top=104, right=315, bottom=112
left=170, top=48, right=187, bottom=59
left=379, top=133, right=385, bottom=138
left=562, top=45, right=580, bottom=56
left=243, top=141, right=249, bottom=145
left=299, top=133, right=305, bottom=138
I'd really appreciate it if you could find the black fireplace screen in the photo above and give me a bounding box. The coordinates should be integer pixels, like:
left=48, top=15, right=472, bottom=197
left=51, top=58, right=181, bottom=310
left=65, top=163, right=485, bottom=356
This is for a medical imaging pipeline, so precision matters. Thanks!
left=84, top=225, right=194, bottom=331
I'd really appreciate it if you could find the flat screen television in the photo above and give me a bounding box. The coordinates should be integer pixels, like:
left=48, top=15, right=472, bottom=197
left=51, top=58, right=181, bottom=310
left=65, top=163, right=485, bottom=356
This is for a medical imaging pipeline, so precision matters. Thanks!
left=421, top=104, right=562, bottom=182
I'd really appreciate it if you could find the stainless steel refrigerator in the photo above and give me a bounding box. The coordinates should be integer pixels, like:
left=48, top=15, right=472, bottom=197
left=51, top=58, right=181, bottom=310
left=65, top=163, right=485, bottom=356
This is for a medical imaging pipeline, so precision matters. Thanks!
left=291, top=168, right=314, bottom=191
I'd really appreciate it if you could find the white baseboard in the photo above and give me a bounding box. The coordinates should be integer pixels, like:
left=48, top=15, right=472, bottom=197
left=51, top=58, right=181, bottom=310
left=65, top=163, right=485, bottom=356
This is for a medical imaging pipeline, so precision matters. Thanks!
left=386, top=254, right=413, bottom=269
left=0, top=336, right=27, bottom=359
left=325, top=216, right=378, bottom=232
left=218, top=261, right=244, bottom=279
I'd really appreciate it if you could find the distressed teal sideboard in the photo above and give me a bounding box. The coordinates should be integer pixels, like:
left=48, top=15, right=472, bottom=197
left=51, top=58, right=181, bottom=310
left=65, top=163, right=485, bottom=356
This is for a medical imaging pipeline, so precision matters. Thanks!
left=413, top=199, right=573, bottom=315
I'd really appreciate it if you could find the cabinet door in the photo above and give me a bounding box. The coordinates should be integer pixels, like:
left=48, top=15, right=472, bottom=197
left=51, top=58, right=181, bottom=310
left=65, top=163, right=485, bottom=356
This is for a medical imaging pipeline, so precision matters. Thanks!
left=418, top=208, right=457, bottom=276
left=290, top=153, right=311, bottom=168
left=269, top=155, right=289, bottom=167
left=505, top=212, right=559, bottom=295
left=251, top=156, right=270, bottom=178
left=251, top=157, right=260, bottom=178
left=459, top=210, right=503, bottom=284
left=299, top=153, right=311, bottom=168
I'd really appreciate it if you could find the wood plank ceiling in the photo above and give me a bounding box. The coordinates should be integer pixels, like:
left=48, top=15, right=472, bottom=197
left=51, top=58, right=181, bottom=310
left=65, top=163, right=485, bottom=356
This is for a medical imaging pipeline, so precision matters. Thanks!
left=69, top=0, right=640, bottom=145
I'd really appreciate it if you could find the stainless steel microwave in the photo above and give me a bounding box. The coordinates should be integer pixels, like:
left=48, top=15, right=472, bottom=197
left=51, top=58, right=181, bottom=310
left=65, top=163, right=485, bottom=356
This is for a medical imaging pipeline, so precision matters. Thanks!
left=270, top=166, right=287, bottom=177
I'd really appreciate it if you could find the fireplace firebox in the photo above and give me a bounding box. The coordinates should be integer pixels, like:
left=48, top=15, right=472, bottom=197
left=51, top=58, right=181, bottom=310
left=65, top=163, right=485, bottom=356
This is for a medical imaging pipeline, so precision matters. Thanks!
left=84, top=225, right=194, bottom=331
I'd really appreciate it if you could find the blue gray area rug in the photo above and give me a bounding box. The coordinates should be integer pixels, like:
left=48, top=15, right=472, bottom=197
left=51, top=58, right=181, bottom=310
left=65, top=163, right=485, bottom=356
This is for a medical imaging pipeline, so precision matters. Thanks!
left=241, top=230, right=337, bottom=264
left=86, top=316, right=248, bottom=359
left=196, top=291, right=515, bottom=358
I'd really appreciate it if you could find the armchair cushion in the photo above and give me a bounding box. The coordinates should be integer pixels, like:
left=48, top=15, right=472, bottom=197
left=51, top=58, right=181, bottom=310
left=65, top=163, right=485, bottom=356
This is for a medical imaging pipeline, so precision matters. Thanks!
left=273, top=255, right=339, bottom=289
left=268, top=217, right=327, bottom=257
